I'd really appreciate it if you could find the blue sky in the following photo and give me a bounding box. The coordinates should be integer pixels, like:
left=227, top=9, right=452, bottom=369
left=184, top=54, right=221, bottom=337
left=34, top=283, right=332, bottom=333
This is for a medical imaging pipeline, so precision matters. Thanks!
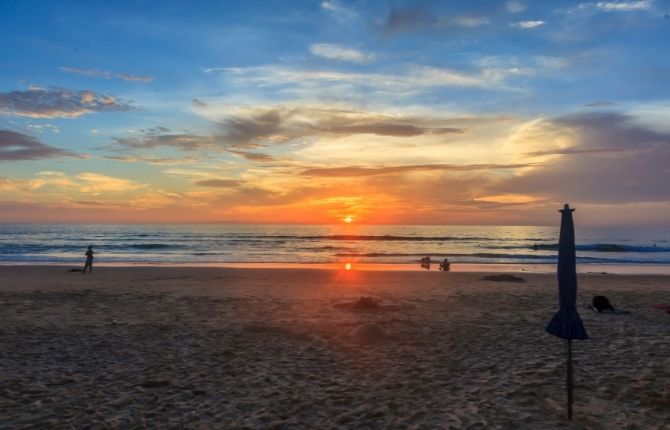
left=1, top=0, right=669, bottom=224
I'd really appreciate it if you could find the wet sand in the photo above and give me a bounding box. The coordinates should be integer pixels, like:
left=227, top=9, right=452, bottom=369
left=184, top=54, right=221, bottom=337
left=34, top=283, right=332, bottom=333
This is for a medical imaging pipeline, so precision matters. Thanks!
left=0, top=266, right=668, bottom=429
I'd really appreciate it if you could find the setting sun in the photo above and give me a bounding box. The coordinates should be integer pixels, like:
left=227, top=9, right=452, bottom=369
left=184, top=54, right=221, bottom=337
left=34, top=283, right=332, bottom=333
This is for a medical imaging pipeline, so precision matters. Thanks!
left=344, top=216, right=353, bottom=224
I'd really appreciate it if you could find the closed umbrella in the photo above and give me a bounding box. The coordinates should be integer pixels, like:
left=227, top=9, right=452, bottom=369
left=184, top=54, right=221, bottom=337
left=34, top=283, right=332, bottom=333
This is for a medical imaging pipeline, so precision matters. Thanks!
left=546, top=203, right=588, bottom=420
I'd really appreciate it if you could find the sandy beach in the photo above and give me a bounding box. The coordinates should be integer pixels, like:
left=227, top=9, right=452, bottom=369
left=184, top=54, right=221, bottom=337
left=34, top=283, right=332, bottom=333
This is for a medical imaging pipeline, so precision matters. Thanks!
left=0, top=266, right=668, bottom=429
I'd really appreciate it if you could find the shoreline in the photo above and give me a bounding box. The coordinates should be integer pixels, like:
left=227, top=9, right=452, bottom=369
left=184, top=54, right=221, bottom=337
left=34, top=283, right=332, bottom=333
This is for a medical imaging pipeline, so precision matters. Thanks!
left=2, top=261, right=670, bottom=275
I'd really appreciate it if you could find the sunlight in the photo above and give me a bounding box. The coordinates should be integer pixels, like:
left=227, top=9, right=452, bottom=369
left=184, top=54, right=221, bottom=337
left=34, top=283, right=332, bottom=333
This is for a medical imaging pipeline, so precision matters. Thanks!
left=345, top=262, right=352, bottom=270
left=344, top=216, right=353, bottom=223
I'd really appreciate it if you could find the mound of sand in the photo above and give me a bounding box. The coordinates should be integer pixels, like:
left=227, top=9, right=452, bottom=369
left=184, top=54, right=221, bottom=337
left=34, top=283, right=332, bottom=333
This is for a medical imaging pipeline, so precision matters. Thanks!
left=334, top=296, right=381, bottom=311
left=348, top=323, right=390, bottom=344
left=334, top=297, right=414, bottom=314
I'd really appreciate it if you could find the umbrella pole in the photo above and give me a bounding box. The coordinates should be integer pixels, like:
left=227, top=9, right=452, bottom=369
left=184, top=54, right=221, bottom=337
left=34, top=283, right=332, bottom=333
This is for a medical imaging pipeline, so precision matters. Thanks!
left=567, top=339, right=573, bottom=420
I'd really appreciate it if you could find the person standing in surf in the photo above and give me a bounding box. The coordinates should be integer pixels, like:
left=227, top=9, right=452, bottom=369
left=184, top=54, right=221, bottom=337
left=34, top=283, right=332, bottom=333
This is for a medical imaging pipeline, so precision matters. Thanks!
left=83, top=246, right=94, bottom=274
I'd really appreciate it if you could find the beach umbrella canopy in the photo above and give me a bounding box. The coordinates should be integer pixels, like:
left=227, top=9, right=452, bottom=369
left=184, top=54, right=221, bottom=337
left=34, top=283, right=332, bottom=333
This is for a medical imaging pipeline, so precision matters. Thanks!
left=546, top=204, right=588, bottom=340
left=546, top=203, right=588, bottom=420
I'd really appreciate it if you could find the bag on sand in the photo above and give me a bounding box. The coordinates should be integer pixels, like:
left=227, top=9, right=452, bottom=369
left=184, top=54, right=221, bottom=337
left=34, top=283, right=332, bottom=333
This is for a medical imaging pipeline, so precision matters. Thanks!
left=592, top=295, right=614, bottom=312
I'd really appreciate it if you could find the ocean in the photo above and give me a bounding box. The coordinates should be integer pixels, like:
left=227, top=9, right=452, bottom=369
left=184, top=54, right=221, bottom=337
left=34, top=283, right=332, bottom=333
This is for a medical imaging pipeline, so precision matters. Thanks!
left=0, top=224, right=669, bottom=267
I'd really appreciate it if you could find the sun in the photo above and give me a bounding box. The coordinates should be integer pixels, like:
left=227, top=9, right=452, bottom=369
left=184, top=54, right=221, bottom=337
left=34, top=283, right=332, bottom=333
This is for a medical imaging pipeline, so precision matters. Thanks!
left=343, top=216, right=353, bottom=224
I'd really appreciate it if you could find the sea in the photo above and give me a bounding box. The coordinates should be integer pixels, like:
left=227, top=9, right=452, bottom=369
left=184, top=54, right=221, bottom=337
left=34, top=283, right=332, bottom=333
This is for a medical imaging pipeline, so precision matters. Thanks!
left=0, top=224, right=669, bottom=269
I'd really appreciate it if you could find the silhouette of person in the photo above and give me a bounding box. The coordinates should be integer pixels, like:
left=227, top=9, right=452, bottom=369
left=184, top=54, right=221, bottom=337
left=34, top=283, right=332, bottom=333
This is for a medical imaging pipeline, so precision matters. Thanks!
left=83, top=246, right=94, bottom=274
left=439, top=258, right=450, bottom=271
left=420, top=256, right=431, bottom=270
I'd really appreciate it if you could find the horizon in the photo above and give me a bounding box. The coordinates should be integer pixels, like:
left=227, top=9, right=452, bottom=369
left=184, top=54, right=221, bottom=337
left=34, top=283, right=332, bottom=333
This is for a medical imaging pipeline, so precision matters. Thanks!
left=2, top=1, right=670, bottom=225
left=1, top=220, right=670, bottom=228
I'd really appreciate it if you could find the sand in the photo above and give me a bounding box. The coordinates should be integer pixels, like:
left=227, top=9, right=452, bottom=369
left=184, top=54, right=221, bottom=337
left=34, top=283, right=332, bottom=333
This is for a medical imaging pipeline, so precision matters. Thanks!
left=0, top=266, right=668, bottom=429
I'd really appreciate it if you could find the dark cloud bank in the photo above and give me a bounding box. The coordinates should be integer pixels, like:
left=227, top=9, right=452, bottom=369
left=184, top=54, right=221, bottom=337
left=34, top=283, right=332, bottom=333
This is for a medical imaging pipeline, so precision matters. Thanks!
left=0, top=87, right=132, bottom=118
left=500, top=112, right=670, bottom=204
left=0, top=130, right=77, bottom=161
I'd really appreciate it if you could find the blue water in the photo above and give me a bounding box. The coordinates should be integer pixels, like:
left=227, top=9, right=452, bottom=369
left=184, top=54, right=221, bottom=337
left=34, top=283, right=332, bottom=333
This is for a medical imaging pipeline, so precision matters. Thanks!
left=0, top=224, right=668, bottom=265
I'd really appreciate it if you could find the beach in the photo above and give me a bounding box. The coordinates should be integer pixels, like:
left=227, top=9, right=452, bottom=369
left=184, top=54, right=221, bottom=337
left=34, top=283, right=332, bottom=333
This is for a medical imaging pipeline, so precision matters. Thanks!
left=0, top=266, right=668, bottom=429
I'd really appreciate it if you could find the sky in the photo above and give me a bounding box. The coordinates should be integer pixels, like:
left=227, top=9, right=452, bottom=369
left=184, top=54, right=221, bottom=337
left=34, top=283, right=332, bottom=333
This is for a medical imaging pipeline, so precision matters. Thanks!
left=1, top=0, right=669, bottom=225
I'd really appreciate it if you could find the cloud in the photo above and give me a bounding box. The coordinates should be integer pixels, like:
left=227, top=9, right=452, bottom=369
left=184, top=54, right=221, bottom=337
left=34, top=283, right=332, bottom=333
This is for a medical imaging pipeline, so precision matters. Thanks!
left=584, top=101, right=616, bottom=107
left=506, top=2, right=526, bottom=13
left=309, top=44, right=374, bottom=63
left=26, top=123, right=60, bottom=133
left=321, top=1, right=339, bottom=11
left=107, top=124, right=277, bottom=162
left=227, top=149, right=276, bottom=162
left=75, top=172, right=148, bottom=193
left=321, top=0, right=354, bottom=14
left=111, top=131, right=215, bottom=151
left=206, top=64, right=524, bottom=96
left=526, top=147, right=635, bottom=156
left=114, top=73, right=153, bottom=82
left=219, top=109, right=286, bottom=147
left=380, top=5, right=427, bottom=34
left=199, top=105, right=470, bottom=148
left=103, top=155, right=197, bottom=165
left=13, top=171, right=147, bottom=195
left=320, top=0, right=358, bottom=22
left=552, top=1, right=658, bottom=42
left=0, top=87, right=133, bottom=118
left=595, top=1, right=653, bottom=12
left=301, top=163, right=533, bottom=177
left=60, top=67, right=153, bottom=82
left=510, top=20, right=546, bottom=28
left=440, top=16, right=490, bottom=28
left=323, top=123, right=464, bottom=137
left=194, top=179, right=244, bottom=187
left=0, top=130, right=78, bottom=160
left=494, top=111, right=670, bottom=204
left=60, top=67, right=112, bottom=79
left=380, top=5, right=492, bottom=33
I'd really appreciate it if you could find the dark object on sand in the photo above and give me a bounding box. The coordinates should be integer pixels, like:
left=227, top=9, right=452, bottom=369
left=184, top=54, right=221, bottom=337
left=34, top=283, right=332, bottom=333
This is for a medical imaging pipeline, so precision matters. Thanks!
left=588, top=297, right=630, bottom=314
left=545, top=204, right=588, bottom=421
left=349, top=322, right=389, bottom=344
left=67, top=268, right=83, bottom=273
left=334, top=296, right=382, bottom=312
left=335, top=296, right=410, bottom=313
left=651, top=304, right=670, bottom=314
left=481, top=274, right=525, bottom=283
left=352, top=296, right=380, bottom=309
left=592, top=295, right=614, bottom=312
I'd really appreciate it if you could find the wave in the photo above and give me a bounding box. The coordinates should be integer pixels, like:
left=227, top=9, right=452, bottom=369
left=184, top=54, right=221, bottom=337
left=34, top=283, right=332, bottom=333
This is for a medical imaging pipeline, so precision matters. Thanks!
left=128, top=244, right=174, bottom=249
left=278, top=235, right=513, bottom=242
left=303, top=245, right=353, bottom=251
left=529, top=243, right=670, bottom=253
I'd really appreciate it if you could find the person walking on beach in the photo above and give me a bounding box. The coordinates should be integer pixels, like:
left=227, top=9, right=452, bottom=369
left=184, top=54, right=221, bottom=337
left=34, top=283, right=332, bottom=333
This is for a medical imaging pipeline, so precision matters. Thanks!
left=83, top=246, right=94, bottom=274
